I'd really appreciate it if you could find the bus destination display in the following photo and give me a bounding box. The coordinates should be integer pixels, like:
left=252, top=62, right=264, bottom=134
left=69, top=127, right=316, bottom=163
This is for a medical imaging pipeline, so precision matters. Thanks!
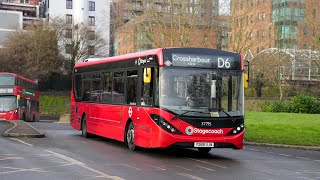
left=170, top=53, right=236, bottom=69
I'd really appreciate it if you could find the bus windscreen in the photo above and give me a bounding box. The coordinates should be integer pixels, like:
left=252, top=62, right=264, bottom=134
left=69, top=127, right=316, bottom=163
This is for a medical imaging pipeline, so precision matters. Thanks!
left=0, top=96, right=17, bottom=112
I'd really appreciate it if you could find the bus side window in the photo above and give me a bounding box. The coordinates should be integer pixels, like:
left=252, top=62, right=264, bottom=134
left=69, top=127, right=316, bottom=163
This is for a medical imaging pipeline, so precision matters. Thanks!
left=75, top=75, right=82, bottom=101
left=126, top=70, right=138, bottom=105
left=141, top=67, right=154, bottom=106
left=102, top=72, right=112, bottom=103
left=82, top=80, right=91, bottom=102
left=112, top=72, right=125, bottom=104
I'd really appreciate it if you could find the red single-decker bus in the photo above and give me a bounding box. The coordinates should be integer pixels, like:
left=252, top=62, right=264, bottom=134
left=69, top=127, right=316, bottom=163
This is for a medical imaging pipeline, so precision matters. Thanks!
left=0, top=72, right=39, bottom=121
left=70, top=48, right=245, bottom=153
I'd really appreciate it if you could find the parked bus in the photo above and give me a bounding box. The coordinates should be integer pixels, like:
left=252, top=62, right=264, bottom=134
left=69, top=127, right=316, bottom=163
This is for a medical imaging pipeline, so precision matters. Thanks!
left=0, top=72, right=39, bottom=121
left=70, top=48, right=245, bottom=153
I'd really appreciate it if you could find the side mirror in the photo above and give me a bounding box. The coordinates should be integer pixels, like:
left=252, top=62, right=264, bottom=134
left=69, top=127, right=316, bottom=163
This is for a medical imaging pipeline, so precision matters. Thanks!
left=144, top=68, right=151, bottom=84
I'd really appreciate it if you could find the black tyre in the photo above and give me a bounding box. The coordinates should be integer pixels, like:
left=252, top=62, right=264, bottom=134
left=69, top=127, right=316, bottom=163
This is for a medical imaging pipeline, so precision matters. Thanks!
left=125, top=121, right=136, bottom=151
left=198, top=147, right=212, bottom=153
left=81, top=116, right=90, bottom=138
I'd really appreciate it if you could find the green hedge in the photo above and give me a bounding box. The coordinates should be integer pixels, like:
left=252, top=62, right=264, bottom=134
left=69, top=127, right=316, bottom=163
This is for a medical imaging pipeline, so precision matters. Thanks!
left=261, top=93, right=320, bottom=114
left=40, top=95, right=70, bottom=116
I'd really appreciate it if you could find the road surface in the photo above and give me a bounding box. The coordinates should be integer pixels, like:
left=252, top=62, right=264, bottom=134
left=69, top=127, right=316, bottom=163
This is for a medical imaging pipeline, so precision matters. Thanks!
left=0, top=122, right=319, bottom=180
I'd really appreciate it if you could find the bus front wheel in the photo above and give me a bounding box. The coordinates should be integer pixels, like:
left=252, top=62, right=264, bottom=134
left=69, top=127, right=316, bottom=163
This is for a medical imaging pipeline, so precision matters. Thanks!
left=126, top=121, right=136, bottom=151
left=81, top=116, right=91, bottom=138
left=198, top=147, right=212, bottom=154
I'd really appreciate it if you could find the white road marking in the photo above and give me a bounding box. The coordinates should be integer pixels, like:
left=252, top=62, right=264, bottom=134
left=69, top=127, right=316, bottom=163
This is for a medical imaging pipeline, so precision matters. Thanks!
left=0, top=157, right=24, bottom=161
left=195, top=165, right=216, bottom=172
left=247, top=148, right=260, bottom=152
left=176, top=173, right=205, bottom=180
left=314, top=160, right=320, bottom=162
left=149, top=165, right=166, bottom=171
left=119, top=164, right=142, bottom=171
left=189, top=158, right=227, bottom=169
left=302, top=170, right=320, bottom=174
left=278, top=154, right=291, bottom=157
left=10, top=138, right=34, bottom=147
left=175, top=166, right=192, bottom=171
left=0, top=167, right=48, bottom=174
left=45, top=150, right=125, bottom=180
left=296, top=157, right=309, bottom=160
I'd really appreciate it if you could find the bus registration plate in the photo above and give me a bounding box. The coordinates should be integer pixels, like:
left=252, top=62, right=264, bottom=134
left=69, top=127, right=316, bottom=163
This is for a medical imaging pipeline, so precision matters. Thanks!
left=194, top=142, right=214, bottom=147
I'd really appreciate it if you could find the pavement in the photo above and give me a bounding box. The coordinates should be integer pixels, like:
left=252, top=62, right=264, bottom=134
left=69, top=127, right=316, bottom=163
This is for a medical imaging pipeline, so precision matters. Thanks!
left=0, top=120, right=44, bottom=138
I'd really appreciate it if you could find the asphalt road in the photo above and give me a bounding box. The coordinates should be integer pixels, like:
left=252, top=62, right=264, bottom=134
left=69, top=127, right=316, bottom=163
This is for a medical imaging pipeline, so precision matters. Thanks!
left=0, top=122, right=319, bottom=180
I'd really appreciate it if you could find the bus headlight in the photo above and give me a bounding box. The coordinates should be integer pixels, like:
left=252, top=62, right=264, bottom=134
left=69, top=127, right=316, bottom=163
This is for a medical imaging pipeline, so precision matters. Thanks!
left=150, top=114, right=182, bottom=134
left=227, top=124, right=244, bottom=135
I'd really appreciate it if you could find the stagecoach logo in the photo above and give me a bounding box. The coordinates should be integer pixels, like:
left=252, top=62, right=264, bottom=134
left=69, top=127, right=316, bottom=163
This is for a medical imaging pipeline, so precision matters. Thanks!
left=185, top=126, right=194, bottom=135
left=128, top=107, right=133, bottom=117
left=185, top=126, right=224, bottom=135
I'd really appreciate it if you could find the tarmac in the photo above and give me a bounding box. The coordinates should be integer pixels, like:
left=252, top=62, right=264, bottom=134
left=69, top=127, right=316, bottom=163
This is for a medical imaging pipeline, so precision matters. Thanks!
left=0, top=120, right=44, bottom=138
left=0, top=120, right=319, bottom=151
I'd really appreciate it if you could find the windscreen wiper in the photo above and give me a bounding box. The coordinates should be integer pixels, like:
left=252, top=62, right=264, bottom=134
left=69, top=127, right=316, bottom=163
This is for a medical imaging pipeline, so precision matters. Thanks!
left=171, top=110, right=209, bottom=120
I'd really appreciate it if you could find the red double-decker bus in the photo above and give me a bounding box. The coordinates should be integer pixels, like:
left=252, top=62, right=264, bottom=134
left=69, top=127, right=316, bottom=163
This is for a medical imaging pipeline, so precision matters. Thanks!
left=70, top=48, right=245, bottom=153
left=0, top=72, right=39, bottom=121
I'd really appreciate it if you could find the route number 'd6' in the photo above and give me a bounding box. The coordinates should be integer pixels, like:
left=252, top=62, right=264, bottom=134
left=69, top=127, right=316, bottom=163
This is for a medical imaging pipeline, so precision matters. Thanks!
left=218, top=58, right=231, bottom=69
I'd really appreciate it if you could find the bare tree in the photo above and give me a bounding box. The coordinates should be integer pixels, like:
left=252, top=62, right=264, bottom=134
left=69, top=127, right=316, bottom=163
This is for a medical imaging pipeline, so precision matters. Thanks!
left=113, top=0, right=224, bottom=54
left=0, top=22, right=63, bottom=79
left=228, top=0, right=271, bottom=56
left=49, top=17, right=107, bottom=73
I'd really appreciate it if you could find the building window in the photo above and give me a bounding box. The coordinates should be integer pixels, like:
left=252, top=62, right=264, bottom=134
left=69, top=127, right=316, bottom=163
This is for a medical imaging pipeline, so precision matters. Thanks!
left=89, top=16, right=95, bottom=26
left=66, top=29, right=72, bottom=38
left=47, top=0, right=49, bottom=8
left=66, top=14, right=72, bottom=24
left=89, top=1, right=95, bottom=11
left=66, top=44, right=72, bottom=54
left=66, top=0, right=72, bottom=9
left=88, top=31, right=95, bottom=40
left=88, top=46, right=94, bottom=55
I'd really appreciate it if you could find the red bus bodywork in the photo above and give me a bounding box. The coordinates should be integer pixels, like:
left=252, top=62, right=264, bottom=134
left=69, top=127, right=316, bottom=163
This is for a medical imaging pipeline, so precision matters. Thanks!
left=0, top=72, right=39, bottom=121
left=70, top=48, right=244, bottom=150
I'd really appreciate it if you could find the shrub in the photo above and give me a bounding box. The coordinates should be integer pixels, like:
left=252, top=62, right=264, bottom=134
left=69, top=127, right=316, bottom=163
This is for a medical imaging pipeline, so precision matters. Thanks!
left=260, top=93, right=320, bottom=114
left=260, top=102, right=272, bottom=112
left=260, top=101, right=289, bottom=112
left=40, top=95, right=70, bottom=116
left=290, top=93, right=320, bottom=114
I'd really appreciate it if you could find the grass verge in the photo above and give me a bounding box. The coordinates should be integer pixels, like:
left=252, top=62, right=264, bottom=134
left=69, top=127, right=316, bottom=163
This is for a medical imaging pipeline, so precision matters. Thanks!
left=245, top=112, right=320, bottom=146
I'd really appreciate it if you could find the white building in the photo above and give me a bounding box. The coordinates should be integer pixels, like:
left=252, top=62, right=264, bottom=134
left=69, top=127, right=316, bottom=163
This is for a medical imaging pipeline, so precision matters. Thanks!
left=42, top=0, right=110, bottom=58
left=0, top=10, right=23, bottom=48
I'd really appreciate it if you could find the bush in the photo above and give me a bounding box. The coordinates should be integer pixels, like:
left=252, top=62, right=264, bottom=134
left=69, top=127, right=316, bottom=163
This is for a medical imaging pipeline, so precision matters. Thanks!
left=260, top=93, right=320, bottom=114
left=40, top=95, right=70, bottom=116
left=290, top=93, right=320, bottom=114
left=261, top=101, right=289, bottom=113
